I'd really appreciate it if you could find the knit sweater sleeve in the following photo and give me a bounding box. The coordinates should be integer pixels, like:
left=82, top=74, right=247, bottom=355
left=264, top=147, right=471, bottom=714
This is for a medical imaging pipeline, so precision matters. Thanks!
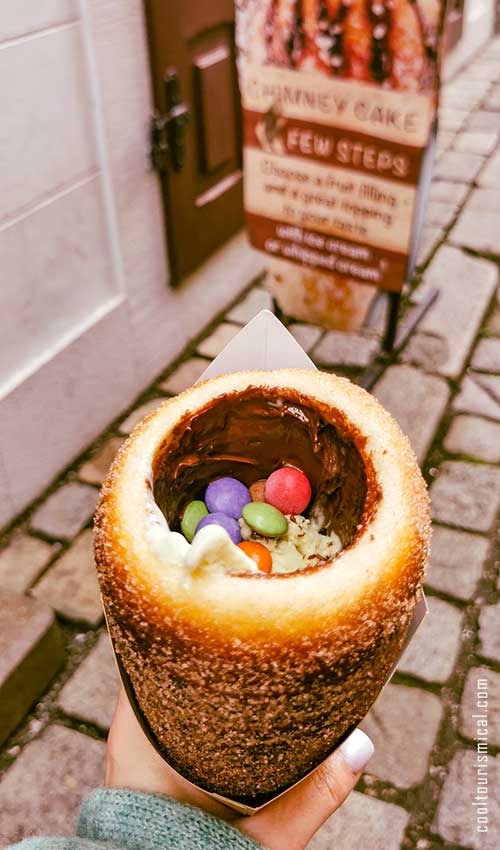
left=7, top=788, right=265, bottom=850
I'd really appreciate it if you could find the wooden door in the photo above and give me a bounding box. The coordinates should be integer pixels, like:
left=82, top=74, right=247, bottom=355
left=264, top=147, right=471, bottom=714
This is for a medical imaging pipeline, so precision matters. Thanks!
left=145, top=0, right=243, bottom=283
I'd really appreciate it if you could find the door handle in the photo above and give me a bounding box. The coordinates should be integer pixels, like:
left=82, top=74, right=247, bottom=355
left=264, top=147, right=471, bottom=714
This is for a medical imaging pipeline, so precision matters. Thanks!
left=151, top=68, right=190, bottom=173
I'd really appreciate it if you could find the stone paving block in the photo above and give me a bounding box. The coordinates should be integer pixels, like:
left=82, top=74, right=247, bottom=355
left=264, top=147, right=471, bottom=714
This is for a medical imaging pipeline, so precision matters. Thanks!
left=441, top=87, right=481, bottom=107
left=438, top=108, right=467, bottom=132
left=444, top=415, right=500, bottom=463
left=453, top=375, right=500, bottom=421
left=312, top=332, right=378, bottom=368
left=374, top=366, right=449, bottom=465
left=468, top=109, right=500, bottom=131
left=433, top=750, right=500, bottom=850
left=288, top=323, right=323, bottom=352
left=441, top=95, right=480, bottom=114
left=478, top=146, right=500, bottom=188
left=430, top=461, right=500, bottom=533
left=361, top=684, right=442, bottom=788
left=415, top=226, right=443, bottom=267
left=424, top=200, right=459, bottom=229
left=397, top=596, right=463, bottom=684
left=452, top=193, right=500, bottom=253
left=414, top=246, right=498, bottom=378
left=119, top=397, right=166, bottom=435
left=453, top=130, right=499, bottom=155
left=478, top=606, right=500, bottom=664
left=32, top=530, right=103, bottom=626
left=78, top=437, right=123, bottom=485
left=227, top=287, right=273, bottom=324
left=159, top=357, right=209, bottom=394
left=308, top=790, right=409, bottom=850
left=30, top=483, right=98, bottom=541
left=436, top=130, right=455, bottom=153
left=0, top=725, right=105, bottom=846
left=401, top=332, right=450, bottom=374
left=0, top=533, right=59, bottom=594
left=460, top=667, right=500, bottom=747
left=0, top=593, right=63, bottom=748
left=450, top=184, right=500, bottom=230
left=484, top=89, right=500, bottom=111
left=57, top=632, right=119, bottom=729
left=454, top=79, right=486, bottom=94
left=429, top=180, right=469, bottom=206
left=475, top=372, right=500, bottom=403
left=197, top=322, right=240, bottom=358
left=471, top=337, right=500, bottom=372
left=426, top=525, right=489, bottom=601
left=434, top=151, right=485, bottom=183
left=449, top=205, right=500, bottom=256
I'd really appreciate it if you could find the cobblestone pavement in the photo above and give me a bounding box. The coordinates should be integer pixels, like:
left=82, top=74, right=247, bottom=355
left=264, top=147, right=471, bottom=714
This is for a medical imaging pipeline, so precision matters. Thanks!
left=2, top=41, right=500, bottom=850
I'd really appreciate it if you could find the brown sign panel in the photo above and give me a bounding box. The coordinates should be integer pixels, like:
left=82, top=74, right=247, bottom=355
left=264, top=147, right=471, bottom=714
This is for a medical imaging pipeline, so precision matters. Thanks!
left=236, top=1, right=445, bottom=293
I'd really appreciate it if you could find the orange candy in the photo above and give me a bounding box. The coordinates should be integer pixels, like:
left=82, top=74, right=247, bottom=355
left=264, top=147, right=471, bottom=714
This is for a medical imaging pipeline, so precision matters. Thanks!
left=237, top=541, right=272, bottom=574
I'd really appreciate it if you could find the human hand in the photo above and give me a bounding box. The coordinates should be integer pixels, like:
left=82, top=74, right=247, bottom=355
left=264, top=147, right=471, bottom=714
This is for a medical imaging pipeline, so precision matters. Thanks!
left=106, top=687, right=374, bottom=850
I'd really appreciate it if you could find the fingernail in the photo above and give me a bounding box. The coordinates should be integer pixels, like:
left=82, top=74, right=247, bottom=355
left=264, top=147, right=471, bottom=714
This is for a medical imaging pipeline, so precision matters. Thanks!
left=339, top=729, right=374, bottom=773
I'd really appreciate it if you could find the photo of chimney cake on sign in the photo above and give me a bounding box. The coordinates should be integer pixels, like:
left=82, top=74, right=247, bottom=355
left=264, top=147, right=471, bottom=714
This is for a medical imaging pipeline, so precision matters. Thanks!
left=261, top=0, right=440, bottom=91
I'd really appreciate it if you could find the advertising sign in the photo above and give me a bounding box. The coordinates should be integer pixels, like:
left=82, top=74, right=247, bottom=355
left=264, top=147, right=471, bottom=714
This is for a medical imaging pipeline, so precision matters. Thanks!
left=236, top=1, right=445, bottom=294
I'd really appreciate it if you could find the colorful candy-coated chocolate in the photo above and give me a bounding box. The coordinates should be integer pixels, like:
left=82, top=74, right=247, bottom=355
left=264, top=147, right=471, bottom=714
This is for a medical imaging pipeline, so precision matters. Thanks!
left=195, top=512, right=242, bottom=544
left=205, top=477, right=251, bottom=519
left=265, top=467, right=311, bottom=515
left=180, top=500, right=208, bottom=542
left=242, top=502, right=288, bottom=538
left=237, top=541, right=272, bottom=574
left=249, top=479, right=266, bottom=502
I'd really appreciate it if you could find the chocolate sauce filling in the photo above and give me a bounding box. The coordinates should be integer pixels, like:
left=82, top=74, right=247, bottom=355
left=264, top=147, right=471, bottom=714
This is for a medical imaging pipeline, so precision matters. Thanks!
left=153, top=387, right=379, bottom=551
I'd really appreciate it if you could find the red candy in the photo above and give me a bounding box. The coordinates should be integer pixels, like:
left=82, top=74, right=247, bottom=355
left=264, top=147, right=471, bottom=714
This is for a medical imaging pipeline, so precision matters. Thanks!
left=264, top=467, right=311, bottom=515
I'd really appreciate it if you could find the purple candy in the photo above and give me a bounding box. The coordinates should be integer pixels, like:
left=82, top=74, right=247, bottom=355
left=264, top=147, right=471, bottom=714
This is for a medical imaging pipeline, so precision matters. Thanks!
left=195, top=512, right=242, bottom=544
left=205, top=477, right=251, bottom=519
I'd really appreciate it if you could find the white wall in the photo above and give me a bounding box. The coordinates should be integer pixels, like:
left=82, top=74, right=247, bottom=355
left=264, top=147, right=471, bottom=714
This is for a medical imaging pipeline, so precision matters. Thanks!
left=0, top=0, right=261, bottom=529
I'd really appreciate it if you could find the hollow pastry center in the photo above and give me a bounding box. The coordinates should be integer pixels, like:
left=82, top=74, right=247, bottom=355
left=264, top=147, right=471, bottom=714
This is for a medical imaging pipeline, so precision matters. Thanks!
left=153, top=387, right=377, bottom=549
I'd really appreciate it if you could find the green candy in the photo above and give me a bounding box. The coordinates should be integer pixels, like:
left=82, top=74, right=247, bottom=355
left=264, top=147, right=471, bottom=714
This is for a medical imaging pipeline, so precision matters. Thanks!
left=181, top=500, right=208, bottom=542
left=242, top=501, right=288, bottom=538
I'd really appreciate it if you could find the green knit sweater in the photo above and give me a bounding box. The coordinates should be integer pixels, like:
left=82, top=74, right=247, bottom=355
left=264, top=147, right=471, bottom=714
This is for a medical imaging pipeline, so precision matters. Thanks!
left=8, top=789, right=264, bottom=850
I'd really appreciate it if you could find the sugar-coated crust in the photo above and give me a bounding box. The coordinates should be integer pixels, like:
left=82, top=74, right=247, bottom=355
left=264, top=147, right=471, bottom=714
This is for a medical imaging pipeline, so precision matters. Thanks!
left=94, top=369, right=430, bottom=798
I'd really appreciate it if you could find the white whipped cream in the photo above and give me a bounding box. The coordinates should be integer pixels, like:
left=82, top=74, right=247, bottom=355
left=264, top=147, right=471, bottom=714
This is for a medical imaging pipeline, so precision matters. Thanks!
left=144, top=487, right=257, bottom=575
left=185, top=525, right=258, bottom=575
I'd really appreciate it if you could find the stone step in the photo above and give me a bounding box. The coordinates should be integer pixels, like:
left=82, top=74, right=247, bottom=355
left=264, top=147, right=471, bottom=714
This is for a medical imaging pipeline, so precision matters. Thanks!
left=0, top=592, right=63, bottom=747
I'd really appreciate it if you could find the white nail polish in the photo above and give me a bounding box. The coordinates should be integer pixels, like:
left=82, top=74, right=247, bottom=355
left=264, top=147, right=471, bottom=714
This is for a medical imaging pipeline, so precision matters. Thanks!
left=339, top=729, right=374, bottom=773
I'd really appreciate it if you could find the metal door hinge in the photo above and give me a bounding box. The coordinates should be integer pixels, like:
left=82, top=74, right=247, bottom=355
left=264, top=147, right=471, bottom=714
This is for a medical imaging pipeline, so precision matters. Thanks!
left=151, top=68, right=190, bottom=174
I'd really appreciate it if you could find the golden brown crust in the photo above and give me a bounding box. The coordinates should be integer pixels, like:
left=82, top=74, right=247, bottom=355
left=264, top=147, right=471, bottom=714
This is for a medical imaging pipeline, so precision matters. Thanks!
left=94, top=369, right=430, bottom=798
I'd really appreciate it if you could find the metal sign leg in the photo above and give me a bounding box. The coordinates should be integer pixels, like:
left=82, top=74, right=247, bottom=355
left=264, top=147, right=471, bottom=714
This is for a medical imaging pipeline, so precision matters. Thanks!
left=382, top=292, right=402, bottom=354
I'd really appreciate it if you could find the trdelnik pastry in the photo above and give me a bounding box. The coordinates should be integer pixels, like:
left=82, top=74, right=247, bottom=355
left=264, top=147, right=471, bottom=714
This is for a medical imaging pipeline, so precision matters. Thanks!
left=94, top=369, right=430, bottom=800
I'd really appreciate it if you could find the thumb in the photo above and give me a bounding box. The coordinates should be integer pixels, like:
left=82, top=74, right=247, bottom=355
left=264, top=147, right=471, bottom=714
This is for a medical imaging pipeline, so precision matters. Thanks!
left=237, top=729, right=374, bottom=850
